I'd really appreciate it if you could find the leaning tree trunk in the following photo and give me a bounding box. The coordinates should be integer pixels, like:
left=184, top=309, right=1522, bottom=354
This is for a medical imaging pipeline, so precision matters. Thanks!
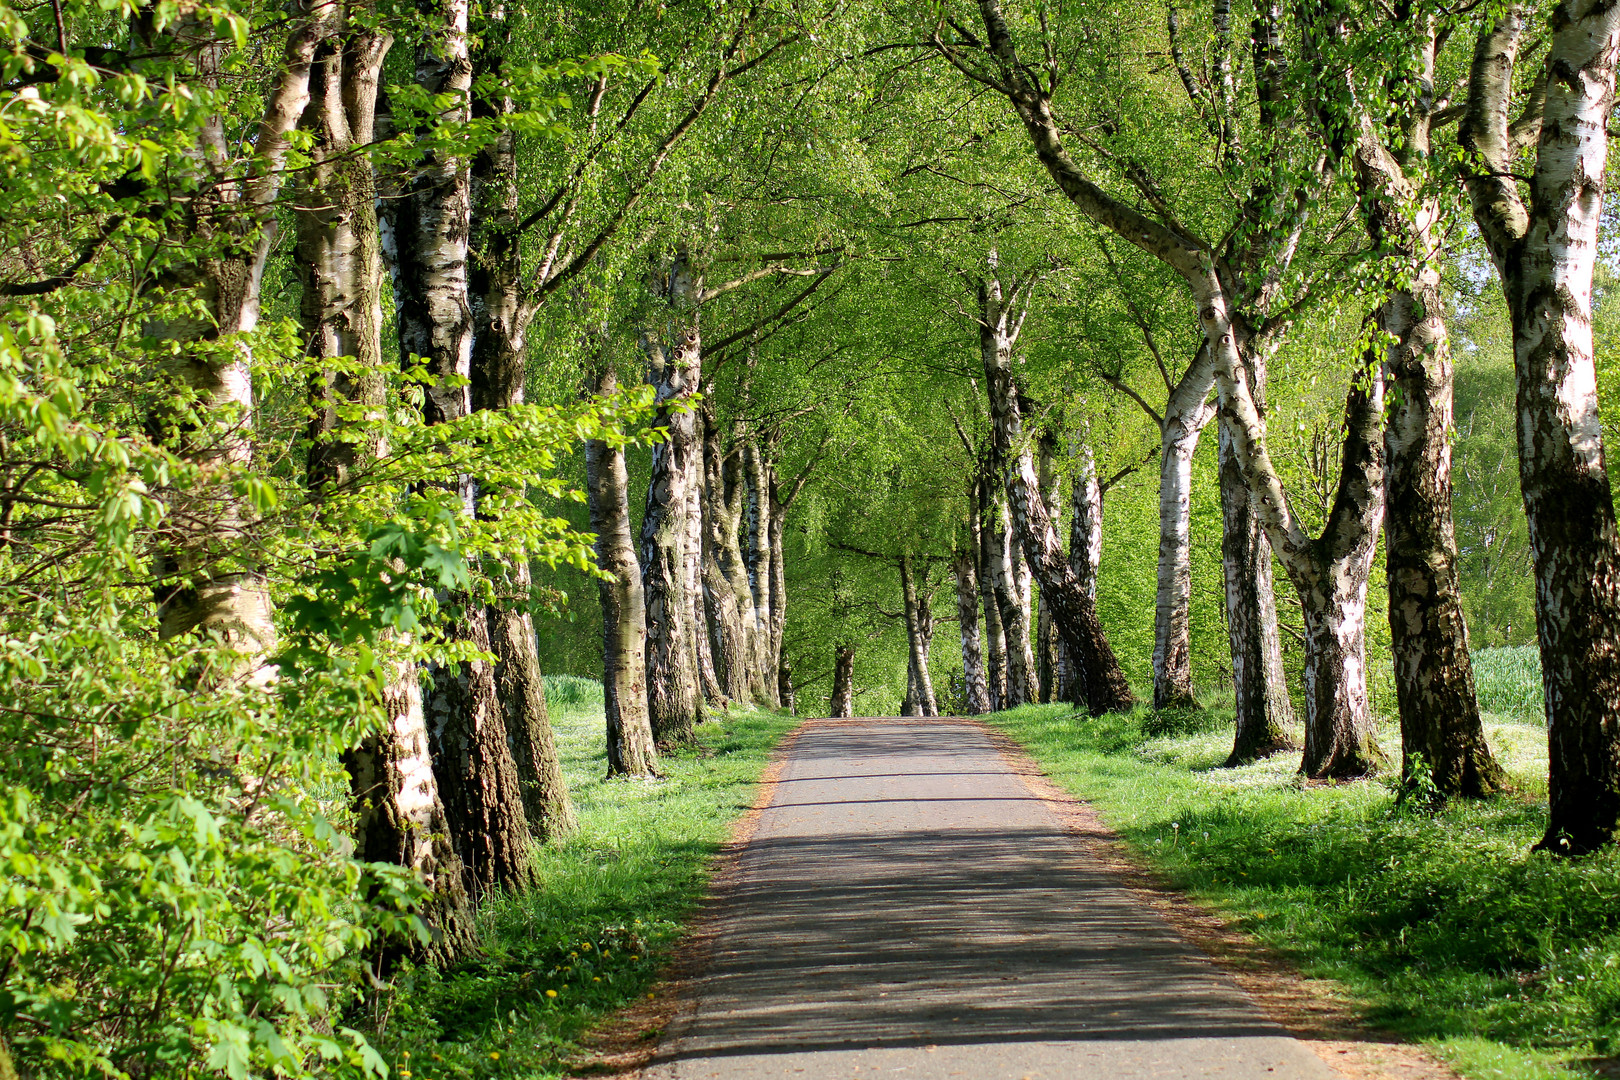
left=640, top=260, right=706, bottom=742
left=977, top=472, right=1010, bottom=710
left=978, top=269, right=1133, bottom=715
left=1460, top=4, right=1620, bottom=848
left=1211, top=321, right=1386, bottom=778
left=1153, top=350, right=1217, bottom=709
left=830, top=645, right=856, bottom=717
left=468, top=16, right=575, bottom=838
left=297, top=20, right=474, bottom=959
left=586, top=366, right=659, bottom=778
left=900, top=554, right=939, bottom=716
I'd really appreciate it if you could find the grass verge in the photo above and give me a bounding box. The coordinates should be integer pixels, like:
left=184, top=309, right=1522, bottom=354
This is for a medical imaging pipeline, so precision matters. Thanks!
left=366, top=687, right=799, bottom=1080
left=986, top=702, right=1620, bottom=1080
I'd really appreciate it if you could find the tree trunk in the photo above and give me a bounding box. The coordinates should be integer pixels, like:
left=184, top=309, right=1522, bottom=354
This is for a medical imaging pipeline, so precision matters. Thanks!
left=1060, top=438, right=1105, bottom=705
left=767, top=483, right=789, bottom=699
left=297, top=21, right=474, bottom=958
left=468, top=12, right=575, bottom=839
left=830, top=645, right=856, bottom=718
left=382, top=0, right=536, bottom=892
left=1035, top=430, right=1062, bottom=703
left=1460, top=4, right=1620, bottom=848
left=954, top=539, right=992, bottom=715
left=152, top=20, right=323, bottom=663
left=978, top=265, right=1133, bottom=715
left=984, top=479, right=1037, bottom=706
left=779, top=657, right=797, bottom=714
left=640, top=263, right=705, bottom=743
left=689, top=410, right=727, bottom=707
left=744, top=440, right=780, bottom=706
left=1218, top=417, right=1297, bottom=765
left=900, top=554, right=939, bottom=716
left=1153, top=350, right=1216, bottom=710
left=343, top=662, right=475, bottom=964
left=1354, top=154, right=1503, bottom=794
left=977, top=471, right=1010, bottom=710
left=702, top=419, right=755, bottom=702
left=586, top=366, right=659, bottom=778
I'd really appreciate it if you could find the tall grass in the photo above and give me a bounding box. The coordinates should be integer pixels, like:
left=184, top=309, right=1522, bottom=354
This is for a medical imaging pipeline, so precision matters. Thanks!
left=1474, top=646, right=1545, bottom=723
left=542, top=674, right=606, bottom=716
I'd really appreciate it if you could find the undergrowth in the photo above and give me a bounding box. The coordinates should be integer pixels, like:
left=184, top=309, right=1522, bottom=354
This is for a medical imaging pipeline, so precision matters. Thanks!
left=364, top=686, right=797, bottom=1080
left=989, top=697, right=1620, bottom=1080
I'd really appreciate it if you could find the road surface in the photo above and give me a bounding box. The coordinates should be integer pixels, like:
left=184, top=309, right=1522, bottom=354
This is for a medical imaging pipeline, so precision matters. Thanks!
left=645, top=718, right=1336, bottom=1080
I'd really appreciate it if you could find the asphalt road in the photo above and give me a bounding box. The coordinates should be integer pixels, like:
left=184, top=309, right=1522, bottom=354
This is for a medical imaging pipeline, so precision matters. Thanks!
left=645, top=718, right=1337, bottom=1080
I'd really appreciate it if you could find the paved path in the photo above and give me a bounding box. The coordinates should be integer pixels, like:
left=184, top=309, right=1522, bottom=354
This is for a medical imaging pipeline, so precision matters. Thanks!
left=646, top=718, right=1337, bottom=1080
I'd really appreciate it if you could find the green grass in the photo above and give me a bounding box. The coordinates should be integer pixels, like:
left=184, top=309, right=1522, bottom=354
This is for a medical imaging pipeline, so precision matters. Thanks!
left=987, top=701, right=1620, bottom=1080
left=368, top=687, right=799, bottom=1080
left=1474, top=646, right=1547, bottom=725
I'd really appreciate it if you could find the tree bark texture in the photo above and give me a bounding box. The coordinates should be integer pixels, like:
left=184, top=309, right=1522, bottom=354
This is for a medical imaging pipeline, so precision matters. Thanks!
left=831, top=645, right=856, bottom=718
left=688, top=411, right=727, bottom=707
left=1059, top=439, right=1105, bottom=706
left=744, top=440, right=781, bottom=706
left=1337, top=40, right=1503, bottom=796
left=978, top=266, right=1133, bottom=715
left=152, top=19, right=324, bottom=661
left=468, top=11, right=576, bottom=838
left=1218, top=418, right=1297, bottom=765
left=702, top=419, right=760, bottom=704
left=586, top=367, right=659, bottom=778
left=954, top=537, right=992, bottom=715
left=900, top=554, right=939, bottom=716
left=294, top=18, right=475, bottom=955
left=343, top=662, right=475, bottom=964
left=381, top=0, right=538, bottom=891
left=977, top=471, right=1010, bottom=710
left=1153, top=349, right=1216, bottom=709
left=1461, top=3, right=1620, bottom=849
left=1035, top=430, right=1062, bottom=703
left=640, top=259, right=705, bottom=742
left=982, top=477, right=1037, bottom=706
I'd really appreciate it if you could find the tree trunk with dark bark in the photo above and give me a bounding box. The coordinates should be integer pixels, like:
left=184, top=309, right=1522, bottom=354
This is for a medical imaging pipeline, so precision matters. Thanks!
left=702, top=419, right=757, bottom=703
left=1060, top=438, right=1104, bottom=705
left=297, top=18, right=474, bottom=957
left=586, top=366, right=659, bottom=779
left=1035, top=430, right=1062, bottom=703
left=1460, top=4, right=1620, bottom=847
left=468, top=12, right=575, bottom=838
left=382, top=0, right=537, bottom=892
left=977, top=472, right=1010, bottom=711
left=954, top=535, right=992, bottom=715
left=640, top=260, right=705, bottom=743
left=900, top=554, right=939, bottom=716
left=744, top=440, right=780, bottom=706
left=977, top=262, right=1133, bottom=715
left=1218, top=419, right=1297, bottom=765
left=831, top=646, right=855, bottom=717
left=688, top=411, right=727, bottom=707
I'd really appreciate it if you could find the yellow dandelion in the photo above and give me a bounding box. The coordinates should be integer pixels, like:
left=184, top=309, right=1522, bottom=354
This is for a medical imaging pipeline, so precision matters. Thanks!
left=546, top=988, right=558, bottom=998
left=488, top=1052, right=500, bottom=1061
left=593, top=977, right=601, bottom=983
left=647, top=993, right=655, bottom=999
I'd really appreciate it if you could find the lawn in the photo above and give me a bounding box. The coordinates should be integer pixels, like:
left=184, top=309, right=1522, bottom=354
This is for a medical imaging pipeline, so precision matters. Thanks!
left=367, top=683, right=799, bottom=1080
left=986, top=666, right=1620, bottom=1080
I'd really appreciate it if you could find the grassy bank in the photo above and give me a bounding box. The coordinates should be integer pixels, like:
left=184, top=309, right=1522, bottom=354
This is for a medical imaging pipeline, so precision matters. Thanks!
left=987, top=699, right=1620, bottom=1080
left=369, top=684, right=799, bottom=1080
